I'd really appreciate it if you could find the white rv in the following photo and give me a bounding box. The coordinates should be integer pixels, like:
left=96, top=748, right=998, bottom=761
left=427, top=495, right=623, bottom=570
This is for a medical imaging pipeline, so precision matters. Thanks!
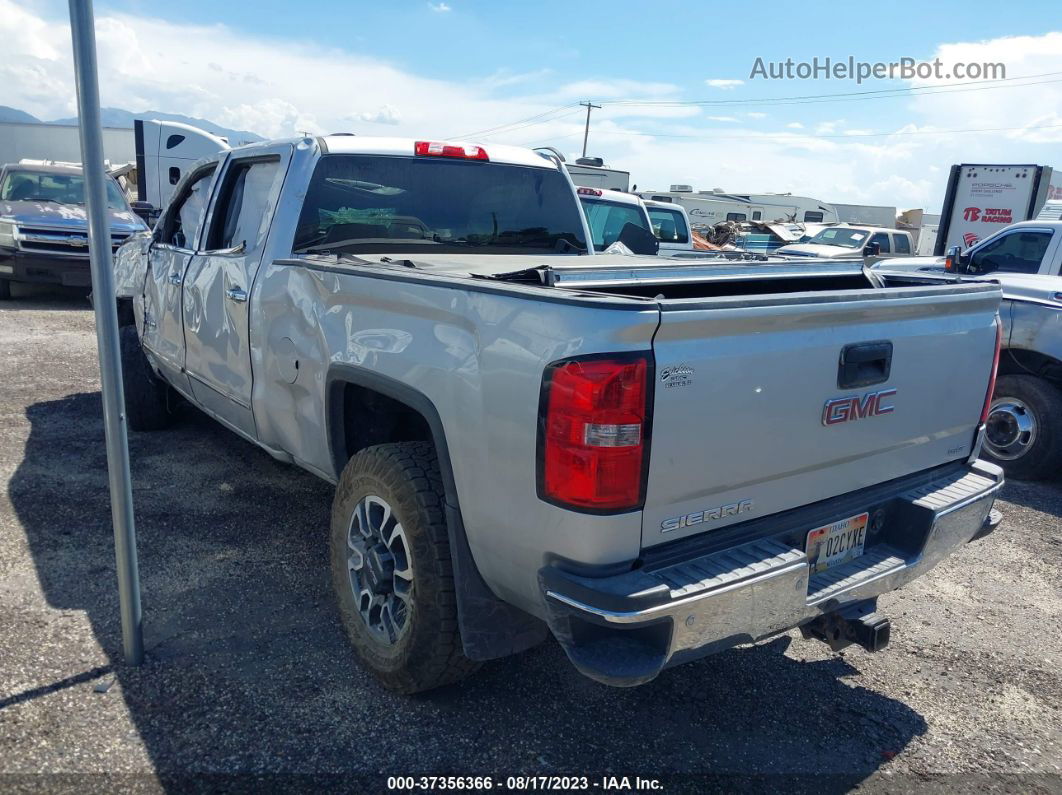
left=636, top=186, right=839, bottom=227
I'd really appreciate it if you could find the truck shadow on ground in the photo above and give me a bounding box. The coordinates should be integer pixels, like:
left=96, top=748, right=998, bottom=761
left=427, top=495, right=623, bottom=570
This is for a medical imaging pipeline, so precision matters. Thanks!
left=10, top=391, right=928, bottom=790
left=999, top=478, right=1062, bottom=518
left=2, top=282, right=92, bottom=309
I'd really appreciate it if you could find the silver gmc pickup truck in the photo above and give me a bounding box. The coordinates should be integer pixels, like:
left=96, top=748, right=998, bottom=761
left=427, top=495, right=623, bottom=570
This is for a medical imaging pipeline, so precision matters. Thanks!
left=114, top=135, right=1005, bottom=693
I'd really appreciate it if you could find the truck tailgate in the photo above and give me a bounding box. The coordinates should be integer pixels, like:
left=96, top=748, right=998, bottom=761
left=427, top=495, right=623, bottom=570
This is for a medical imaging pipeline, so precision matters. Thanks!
left=643, top=283, right=1000, bottom=547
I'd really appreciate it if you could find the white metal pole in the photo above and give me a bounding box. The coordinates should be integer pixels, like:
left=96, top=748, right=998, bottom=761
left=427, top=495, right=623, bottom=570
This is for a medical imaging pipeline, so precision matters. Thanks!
left=68, top=0, right=144, bottom=666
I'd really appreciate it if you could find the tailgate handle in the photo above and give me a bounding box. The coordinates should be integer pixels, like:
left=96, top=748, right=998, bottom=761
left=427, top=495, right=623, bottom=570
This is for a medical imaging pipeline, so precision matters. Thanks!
left=838, top=341, right=892, bottom=389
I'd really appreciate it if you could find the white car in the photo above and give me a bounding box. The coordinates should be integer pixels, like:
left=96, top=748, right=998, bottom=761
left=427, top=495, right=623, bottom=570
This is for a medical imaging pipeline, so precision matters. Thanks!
left=777, top=225, right=914, bottom=259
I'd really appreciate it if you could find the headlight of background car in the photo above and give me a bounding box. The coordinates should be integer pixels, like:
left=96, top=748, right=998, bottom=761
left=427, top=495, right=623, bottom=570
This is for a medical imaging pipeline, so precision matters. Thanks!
left=0, top=220, right=17, bottom=249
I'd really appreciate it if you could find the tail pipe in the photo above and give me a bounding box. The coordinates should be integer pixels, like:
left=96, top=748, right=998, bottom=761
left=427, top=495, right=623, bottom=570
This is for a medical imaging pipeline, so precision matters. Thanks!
left=801, top=599, right=891, bottom=653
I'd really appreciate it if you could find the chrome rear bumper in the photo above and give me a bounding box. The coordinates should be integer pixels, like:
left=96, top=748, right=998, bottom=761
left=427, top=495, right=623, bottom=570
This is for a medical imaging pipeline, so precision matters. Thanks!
left=541, top=460, right=1003, bottom=686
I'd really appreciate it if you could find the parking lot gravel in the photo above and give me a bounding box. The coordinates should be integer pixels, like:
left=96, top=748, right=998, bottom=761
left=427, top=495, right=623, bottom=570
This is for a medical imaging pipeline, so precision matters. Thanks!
left=0, top=285, right=1059, bottom=792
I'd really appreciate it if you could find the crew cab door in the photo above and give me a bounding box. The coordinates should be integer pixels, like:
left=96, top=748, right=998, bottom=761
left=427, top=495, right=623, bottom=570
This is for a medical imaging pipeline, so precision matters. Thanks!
left=182, top=145, right=291, bottom=434
left=141, top=162, right=218, bottom=392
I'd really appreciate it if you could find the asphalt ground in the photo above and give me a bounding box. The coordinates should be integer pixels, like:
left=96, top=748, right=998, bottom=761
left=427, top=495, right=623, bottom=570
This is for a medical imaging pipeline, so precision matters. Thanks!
left=0, top=283, right=1059, bottom=793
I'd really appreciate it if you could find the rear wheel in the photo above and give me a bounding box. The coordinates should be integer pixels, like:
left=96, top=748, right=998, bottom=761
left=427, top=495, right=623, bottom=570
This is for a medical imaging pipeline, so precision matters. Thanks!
left=119, top=325, right=172, bottom=431
left=983, top=374, right=1062, bottom=480
left=330, top=441, right=478, bottom=693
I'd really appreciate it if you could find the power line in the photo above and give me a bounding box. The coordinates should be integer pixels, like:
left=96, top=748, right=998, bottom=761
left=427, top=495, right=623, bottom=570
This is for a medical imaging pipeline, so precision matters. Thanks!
left=604, top=70, right=1062, bottom=108
left=583, top=121, right=1062, bottom=142
left=450, top=103, right=579, bottom=139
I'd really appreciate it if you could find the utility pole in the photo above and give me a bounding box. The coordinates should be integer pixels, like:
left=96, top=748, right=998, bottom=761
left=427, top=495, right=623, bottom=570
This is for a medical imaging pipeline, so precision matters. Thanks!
left=579, top=101, right=601, bottom=159
left=69, top=0, right=144, bottom=666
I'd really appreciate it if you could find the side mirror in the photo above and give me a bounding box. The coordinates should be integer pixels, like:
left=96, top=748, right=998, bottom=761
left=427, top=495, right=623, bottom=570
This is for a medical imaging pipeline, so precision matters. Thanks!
left=130, top=201, right=159, bottom=227
left=617, top=222, right=660, bottom=256
left=863, top=241, right=881, bottom=257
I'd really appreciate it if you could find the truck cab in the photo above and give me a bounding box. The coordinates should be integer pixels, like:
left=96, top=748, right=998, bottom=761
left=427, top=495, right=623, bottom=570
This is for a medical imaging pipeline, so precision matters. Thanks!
left=576, top=187, right=656, bottom=253
left=642, top=198, right=694, bottom=255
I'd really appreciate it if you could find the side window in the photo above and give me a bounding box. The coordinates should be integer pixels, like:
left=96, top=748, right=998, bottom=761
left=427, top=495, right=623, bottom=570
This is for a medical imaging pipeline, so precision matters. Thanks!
left=726, top=212, right=746, bottom=222
left=206, top=158, right=281, bottom=254
left=869, top=232, right=891, bottom=253
left=893, top=234, right=911, bottom=254
left=804, top=211, right=824, bottom=223
left=160, top=167, right=216, bottom=249
left=752, top=211, right=762, bottom=221
left=648, top=208, right=689, bottom=244
left=968, top=231, right=1052, bottom=275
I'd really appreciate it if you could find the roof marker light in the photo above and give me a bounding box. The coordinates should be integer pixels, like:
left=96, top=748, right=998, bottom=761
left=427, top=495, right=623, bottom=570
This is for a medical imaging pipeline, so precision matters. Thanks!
left=577, top=187, right=603, bottom=197
left=414, top=141, right=489, bottom=161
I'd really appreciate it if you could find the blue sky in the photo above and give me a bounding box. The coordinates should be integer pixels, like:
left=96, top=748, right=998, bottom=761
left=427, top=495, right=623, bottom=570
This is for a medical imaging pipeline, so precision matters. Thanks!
left=4, top=0, right=1062, bottom=210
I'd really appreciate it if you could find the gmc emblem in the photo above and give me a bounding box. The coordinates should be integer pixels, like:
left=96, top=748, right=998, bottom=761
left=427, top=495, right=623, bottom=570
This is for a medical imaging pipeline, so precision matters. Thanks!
left=822, top=389, right=896, bottom=426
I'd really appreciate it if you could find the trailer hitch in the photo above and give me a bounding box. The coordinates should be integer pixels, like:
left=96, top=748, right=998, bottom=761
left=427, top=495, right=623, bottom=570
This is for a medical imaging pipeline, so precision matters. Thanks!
left=801, top=599, right=891, bottom=653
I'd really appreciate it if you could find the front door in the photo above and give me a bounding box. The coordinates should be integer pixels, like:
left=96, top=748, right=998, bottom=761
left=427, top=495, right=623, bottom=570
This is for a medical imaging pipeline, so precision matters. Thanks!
left=141, top=163, right=218, bottom=392
left=182, top=145, right=291, bottom=434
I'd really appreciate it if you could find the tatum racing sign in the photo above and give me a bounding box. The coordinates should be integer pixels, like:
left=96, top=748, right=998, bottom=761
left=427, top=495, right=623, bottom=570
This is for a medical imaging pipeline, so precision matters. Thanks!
left=936, top=164, right=1053, bottom=255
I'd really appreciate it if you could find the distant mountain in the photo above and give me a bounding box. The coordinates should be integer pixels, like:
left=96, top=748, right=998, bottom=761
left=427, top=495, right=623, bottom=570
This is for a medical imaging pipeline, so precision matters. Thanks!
left=0, top=105, right=263, bottom=145
left=47, top=108, right=264, bottom=145
left=0, top=106, right=42, bottom=123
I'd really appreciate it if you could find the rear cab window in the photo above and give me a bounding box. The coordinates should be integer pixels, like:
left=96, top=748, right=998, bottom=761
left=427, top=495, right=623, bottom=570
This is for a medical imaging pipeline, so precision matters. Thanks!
left=581, top=199, right=651, bottom=252
left=648, top=207, right=689, bottom=244
left=294, top=155, right=587, bottom=255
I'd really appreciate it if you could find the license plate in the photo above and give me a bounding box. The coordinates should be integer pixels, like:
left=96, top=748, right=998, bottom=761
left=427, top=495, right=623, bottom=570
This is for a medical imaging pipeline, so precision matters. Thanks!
left=806, top=512, right=868, bottom=573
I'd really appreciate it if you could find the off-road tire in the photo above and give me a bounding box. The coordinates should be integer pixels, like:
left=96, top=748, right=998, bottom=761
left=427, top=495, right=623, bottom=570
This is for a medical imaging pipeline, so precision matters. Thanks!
left=983, top=374, right=1062, bottom=481
left=331, top=441, right=479, bottom=693
left=119, top=325, right=172, bottom=431
left=0, top=279, right=11, bottom=300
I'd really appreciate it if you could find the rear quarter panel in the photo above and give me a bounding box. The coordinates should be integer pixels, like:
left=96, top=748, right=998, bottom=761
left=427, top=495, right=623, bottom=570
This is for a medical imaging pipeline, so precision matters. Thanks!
left=249, top=262, right=658, bottom=617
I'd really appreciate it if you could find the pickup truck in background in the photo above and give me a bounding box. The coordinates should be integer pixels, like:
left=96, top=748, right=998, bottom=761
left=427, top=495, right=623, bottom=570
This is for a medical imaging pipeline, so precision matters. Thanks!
left=575, top=186, right=658, bottom=254
left=776, top=224, right=915, bottom=260
left=114, top=134, right=1004, bottom=693
left=0, top=162, right=148, bottom=299
left=873, top=220, right=1062, bottom=479
left=643, top=198, right=696, bottom=255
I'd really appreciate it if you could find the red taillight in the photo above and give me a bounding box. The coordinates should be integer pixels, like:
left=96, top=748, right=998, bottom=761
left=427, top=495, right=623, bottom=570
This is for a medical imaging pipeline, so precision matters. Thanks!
left=414, top=141, right=488, bottom=160
left=577, top=187, right=603, bottom=197
left=539, top=355, right=650, bottom=512
left=980, top=318, right=1003, bottom=424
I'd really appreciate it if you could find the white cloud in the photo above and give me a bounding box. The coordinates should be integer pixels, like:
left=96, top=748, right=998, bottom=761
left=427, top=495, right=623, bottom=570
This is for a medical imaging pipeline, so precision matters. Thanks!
left=1, top=2, right=1059, bottom=213
left=355, top=105, right=402, bottom=125
left=705, top=79, right=744, bottom=90
left=746, top=112, right=767, bottom=119
left=428, top=2, right=452, bottom=11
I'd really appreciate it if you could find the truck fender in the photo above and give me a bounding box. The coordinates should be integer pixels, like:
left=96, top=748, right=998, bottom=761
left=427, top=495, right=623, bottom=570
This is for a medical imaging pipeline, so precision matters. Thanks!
left=324, top=365, right=547, bottom=661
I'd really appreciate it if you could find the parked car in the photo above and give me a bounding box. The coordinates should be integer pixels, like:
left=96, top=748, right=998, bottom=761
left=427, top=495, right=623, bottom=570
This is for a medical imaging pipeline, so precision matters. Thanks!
left=873, top=220, right=1062, bottom=479
left=776, top=224, right=914, bottom=260
left=114, top=134, right=1003, bottom=693
left=0, top=162, right=148, bottom=298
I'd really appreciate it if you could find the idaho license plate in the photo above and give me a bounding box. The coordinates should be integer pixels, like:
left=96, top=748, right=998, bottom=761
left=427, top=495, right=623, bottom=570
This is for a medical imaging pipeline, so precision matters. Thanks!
left=806, top=512, right=868, bottom=573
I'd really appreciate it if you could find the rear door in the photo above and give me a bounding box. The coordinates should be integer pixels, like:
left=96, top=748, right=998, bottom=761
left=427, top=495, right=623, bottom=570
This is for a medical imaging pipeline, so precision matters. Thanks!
left=141, top=162, right=218, bottom=391
left=642, top=284, right=1000, bottom=547
left=182, top=144, right=291, bottom=434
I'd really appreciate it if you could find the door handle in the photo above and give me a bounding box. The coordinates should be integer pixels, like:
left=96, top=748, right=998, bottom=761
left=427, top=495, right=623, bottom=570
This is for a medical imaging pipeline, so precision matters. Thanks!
left=167, top=272, right=182, bottom=285
left=225, top=286, right=248, bottom=303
